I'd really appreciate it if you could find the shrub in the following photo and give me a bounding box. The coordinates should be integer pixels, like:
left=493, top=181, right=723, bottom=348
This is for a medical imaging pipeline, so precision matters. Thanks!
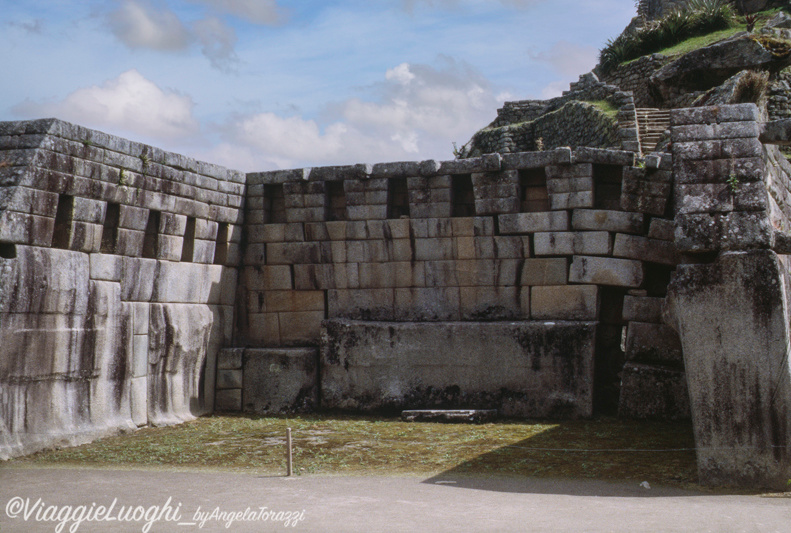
left=732, top=70, right=770, bottom=104
left=599, top=0, right=737, bottom=74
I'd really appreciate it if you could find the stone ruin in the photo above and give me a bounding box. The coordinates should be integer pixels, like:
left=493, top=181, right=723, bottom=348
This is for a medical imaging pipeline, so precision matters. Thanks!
left=3, top=9, right=791, bottom=491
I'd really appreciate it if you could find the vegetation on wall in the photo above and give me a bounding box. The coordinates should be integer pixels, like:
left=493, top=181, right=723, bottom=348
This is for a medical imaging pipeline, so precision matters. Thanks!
left=600, top=0, right=741, bottom=74
left=733, top=69, right=771, bottom=103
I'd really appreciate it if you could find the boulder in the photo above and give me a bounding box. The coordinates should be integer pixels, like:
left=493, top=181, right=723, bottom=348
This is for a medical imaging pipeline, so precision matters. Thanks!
left=650, top=35, right=791, bottom=103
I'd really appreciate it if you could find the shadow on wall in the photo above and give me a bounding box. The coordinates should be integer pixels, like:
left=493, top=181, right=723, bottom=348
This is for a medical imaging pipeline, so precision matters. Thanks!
left=423, top=419, right=698, bottom=497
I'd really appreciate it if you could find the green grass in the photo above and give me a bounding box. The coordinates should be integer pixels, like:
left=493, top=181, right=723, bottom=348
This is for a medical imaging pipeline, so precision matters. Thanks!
left=9, top=414, right=700, bottom=487
left=655, top=24, right=747, bottom=57
left=586, top=100, right=619, bottom=120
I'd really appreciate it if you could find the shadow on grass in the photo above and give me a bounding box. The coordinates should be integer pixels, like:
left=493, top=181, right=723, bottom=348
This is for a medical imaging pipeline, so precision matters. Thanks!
left=423, top=419, right=703, bottom=498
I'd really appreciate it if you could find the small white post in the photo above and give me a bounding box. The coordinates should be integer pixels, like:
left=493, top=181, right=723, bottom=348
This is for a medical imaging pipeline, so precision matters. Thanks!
left=286, top=427, right=293, bottom=477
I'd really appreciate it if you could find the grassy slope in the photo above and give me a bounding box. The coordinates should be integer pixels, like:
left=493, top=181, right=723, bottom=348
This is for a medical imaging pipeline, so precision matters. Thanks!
left=622, top=8, right=786, bottom=64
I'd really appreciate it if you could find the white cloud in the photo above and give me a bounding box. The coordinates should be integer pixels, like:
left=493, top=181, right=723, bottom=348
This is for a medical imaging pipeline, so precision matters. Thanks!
left=193, top=16, right=238, bottom=72
left=206, top=57, right=503, bottom=171
left=107, top=0, right=244, bottom=71
left=187, top=0, right=284, bottom=25
left=529, top=40, right=599, bottom=78
left=13, top=70, right=199, bottom=141
left=108, top=0, right=192, bottom=51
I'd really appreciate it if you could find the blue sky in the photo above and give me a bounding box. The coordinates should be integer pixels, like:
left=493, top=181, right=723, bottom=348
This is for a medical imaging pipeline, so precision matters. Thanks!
left=0, top=0, right=635, bottom=171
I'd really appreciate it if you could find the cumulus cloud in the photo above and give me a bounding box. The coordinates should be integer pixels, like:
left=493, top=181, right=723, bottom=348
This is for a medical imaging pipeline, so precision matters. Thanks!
left=107, top=0, right=244, bottom=71
left=529, top=40, right=599, bottom=78
left=206, top=57, right=503, bottom=170
left=187, top=0, right=284, bottom=25
left=108, top=0, right=192, bottom=51
left=13, top=70, right=199, bottom=141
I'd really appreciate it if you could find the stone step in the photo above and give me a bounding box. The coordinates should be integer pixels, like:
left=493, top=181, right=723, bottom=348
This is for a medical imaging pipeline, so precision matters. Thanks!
left=635, top=108, right=670, bottom=154
left=401, top=409, right=498, bottom=423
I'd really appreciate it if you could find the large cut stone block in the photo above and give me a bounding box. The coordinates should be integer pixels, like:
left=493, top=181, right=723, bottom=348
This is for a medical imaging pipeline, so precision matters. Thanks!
left=498, top=211, right=569, bottom=234
left=625, top=322, right=683, bottom=363
left=0, top=246, right=89, bottom=314
left=242, top=348, right=318, bottom=413
left=531, top=285, right=599, bottom=320
left=572, top=209, right=644, bottom=234
left=147, top=304, right=214, bottom=425
left=320, top=320, right=596, bottom=418
left=613, top=234, right=679, bottom=266
left=534, top=232, right=612, bottom=256
left=569, top=256, right=643, bottom=288
left=665, top=250, right=791, bottom=489
left=622, top=295, right=664, bottom=323
left=520, top=258, right=568, bottom=286
left=618, top=363, right=690, bottom=420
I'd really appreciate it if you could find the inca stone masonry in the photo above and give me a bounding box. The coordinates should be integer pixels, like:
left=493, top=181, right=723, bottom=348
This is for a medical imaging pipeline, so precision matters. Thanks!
left=1, top=98, right=791, bottom=487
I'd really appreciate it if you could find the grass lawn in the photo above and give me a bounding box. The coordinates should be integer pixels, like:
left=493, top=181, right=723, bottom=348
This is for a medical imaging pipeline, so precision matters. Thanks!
left=11, top=414, right=700, bottom=488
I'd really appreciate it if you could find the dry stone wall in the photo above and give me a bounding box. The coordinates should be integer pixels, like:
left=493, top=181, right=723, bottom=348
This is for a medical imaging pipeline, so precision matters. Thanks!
left=0, top=119, right=243, bottom=458
left=600, top=54, right=668, bottom=108
left=466, top=74, right=640, bottom=156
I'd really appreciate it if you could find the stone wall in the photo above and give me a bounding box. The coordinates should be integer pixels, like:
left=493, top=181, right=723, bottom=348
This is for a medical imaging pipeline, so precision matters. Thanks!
left=600, top=54, right=668, bottom=108
left=0, top=119, right=243, bottom=459
left=666, top=103, right=791, bottom=489
left=230, top=146, right=685, bottom=418
left=5, top=104, right=791, bottom=488
left=465, top=73, right=639, bottom=156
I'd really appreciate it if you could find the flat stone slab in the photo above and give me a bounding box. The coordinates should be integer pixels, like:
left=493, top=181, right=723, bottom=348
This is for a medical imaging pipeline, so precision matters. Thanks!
left=401, top=409, right=498, bottom=423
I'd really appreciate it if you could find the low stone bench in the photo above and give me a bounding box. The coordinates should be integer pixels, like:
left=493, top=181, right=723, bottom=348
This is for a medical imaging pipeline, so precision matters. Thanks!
left=401, top=410, right=498, bottom=423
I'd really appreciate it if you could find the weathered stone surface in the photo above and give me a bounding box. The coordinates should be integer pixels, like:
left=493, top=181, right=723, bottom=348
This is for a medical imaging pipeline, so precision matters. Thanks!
left=574, top=147, right=635, bottom=166
left=214, top=389, right=242, bottom=412
left=498, top=211, right=569, bottom=234
left=618, top=363, right=690, bottom=420
left=625, top=322, right=683, bottom=363
left=90, top=253, right=123, bottom=281
left=321, top=319, right=596, bottom=418
left=670, top=103, right=760, bottom=127
left=500, top=148, right=572, bottom=169
left=622, top=295, right=665, bottom=323
left=147, top=304, right=214, bottom=425
left=760, top=118, right=791, bottom=145
left=647, top=218, right=675, bottom=241
left=665, top=250, right=791, bottom=489
left=672, top=121, right=761, bottom=143
left=0, top=246, right=89, bottom=314
left=569, top=256, right=643, bottom=288
left=549, top=191, right=594, bottom=210
left=242, top=348, right=318, bottom=413
left=531, top=285, right=599, bottom=320
left=521, top=258, right=568, bottom=286
left=0, top=277, right=135, bottom=459
left=675, top=212, right=774, bottom=253
left=216, top=369, right=243, bottom=389
left=613, top=234, right=679, bottom=266
left=534, top=231, right=612, bottom=256
left=651, top=34, right=789, bottom=101
left=572, top=209, right=644, bottom=234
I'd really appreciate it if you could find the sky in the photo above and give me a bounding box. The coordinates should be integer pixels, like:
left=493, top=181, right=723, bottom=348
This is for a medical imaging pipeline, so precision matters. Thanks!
left=0, top=0, right=635, bottom=172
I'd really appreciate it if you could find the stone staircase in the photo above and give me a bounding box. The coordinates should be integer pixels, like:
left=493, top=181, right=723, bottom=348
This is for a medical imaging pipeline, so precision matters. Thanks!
left=636, top=108, right=670, bottom=154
